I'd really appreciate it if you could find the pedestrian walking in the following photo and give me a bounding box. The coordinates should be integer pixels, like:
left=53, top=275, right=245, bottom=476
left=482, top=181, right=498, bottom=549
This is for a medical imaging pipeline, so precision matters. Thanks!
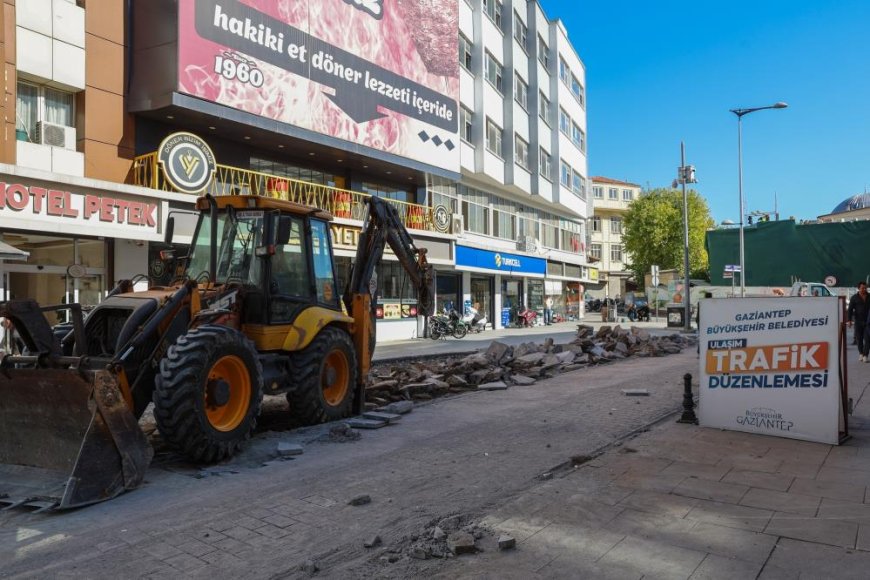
left=545, top=296, right=554, bottom=325
left=848, top=282, right=870, bottom=361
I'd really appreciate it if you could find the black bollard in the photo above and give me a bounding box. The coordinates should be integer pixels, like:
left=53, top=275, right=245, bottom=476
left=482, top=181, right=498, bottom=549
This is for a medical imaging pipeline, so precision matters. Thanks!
left=677, top=373, right=698, bottom=424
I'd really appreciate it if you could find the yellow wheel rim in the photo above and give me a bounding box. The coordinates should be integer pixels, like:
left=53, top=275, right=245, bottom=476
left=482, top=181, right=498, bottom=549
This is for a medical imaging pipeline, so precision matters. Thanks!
left=322, top=349, right=350, bottom=407
left=205, top=355, right=251, bottom=432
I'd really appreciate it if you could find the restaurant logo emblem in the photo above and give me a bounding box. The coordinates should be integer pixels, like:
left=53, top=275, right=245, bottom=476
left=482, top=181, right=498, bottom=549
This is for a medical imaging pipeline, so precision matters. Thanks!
left=158, top=132, right=216, bottom=194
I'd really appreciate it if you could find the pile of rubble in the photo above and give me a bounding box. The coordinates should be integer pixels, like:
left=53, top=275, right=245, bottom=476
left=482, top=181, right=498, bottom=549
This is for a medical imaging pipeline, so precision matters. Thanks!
left=366, top=325, right=692, bottom=406
left=374, top=514, right=508, bottom=564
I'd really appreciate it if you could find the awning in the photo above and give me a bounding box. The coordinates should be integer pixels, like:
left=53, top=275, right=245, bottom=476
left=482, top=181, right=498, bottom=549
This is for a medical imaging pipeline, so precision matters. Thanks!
left=0, top=241, right=29, bottom=261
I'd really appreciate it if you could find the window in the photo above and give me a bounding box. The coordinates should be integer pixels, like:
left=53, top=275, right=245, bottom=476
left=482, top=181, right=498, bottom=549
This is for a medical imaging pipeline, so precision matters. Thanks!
left=559, top=107, right=570, bottom=135
left=610, top=217, right=623, bottom=234
left=362, top=183, right=412, bottom=203
left=485, top=118, right=503, bottom=157
left=538, top=34, right=549, bottom=69
left=591, top=216, right=601, bottom=232
left=609, top=188, right=618, bottom=200
left=571, top=122, right=586, bottom=152
left=270, top=215, right=311, bottom=321
left=461, top=187, right=490, bottom=235
left=515, top=134, right=529, bottom=169
left=483, top=0, right=503, bottom=28
left=514, top=74, right=528, bottom=110
left=572, top=172, right=585, bottom=198
left=589, top=243, right=602, bottom=259
left=611, top=244, right=623, bottom=263
left=571, top=74, right=585, bottom=107
left=559, top=57, right=569, bottom=84
left=459, top=34, right=473, bottom=70
left=560, top=159, right=571, bottom=188
left=622, top=189, right=633, bottom=201
left=493, top=208, right=515, bottom=239
left=513, top=12, right=527, bottom=47
left=593, top=186, right=603, bottom=199
left=15, top=82, right=75, bottom=142
left=539, top=91, right=551, bottom=124
left=485, top=52, right=504, bottom=93
left=460, top=106, right=473, bottom=143
left=311, top=220, right=338, bottom=307
left=539, top=148, right=552, bottom=180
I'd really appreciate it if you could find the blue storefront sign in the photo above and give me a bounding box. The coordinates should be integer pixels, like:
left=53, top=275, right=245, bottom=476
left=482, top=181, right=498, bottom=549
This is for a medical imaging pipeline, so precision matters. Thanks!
left=455, top=245, right=546, bottom=276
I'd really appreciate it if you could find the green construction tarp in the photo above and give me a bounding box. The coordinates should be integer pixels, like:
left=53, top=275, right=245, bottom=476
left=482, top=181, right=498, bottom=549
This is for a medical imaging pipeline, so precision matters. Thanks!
left=706, top=219, right=870, bottom=286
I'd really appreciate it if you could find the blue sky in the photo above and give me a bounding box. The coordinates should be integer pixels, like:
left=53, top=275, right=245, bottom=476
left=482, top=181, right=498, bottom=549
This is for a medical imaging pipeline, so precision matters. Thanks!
left=538, top=0, right=870, bottom=222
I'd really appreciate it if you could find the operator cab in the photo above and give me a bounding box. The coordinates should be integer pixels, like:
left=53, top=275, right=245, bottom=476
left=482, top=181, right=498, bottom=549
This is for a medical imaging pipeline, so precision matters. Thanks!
left=170, top=196, right=340, bottom=326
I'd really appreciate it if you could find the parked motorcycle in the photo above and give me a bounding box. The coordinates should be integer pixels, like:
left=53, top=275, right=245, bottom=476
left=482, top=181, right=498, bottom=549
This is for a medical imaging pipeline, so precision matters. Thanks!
left=461, top=306, right=487, bottom=333
left=428, top=309, right=468, bottom=339
left=514, top=305, right=538, bottom=328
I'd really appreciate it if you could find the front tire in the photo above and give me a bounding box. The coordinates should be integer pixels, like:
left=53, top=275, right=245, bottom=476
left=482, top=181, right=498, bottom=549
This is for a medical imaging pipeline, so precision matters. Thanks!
left=452, top=323, right=468, bottom=339
left=153, top=325, right=263, bottom=463
left=287, top=327, right=358, bottom=425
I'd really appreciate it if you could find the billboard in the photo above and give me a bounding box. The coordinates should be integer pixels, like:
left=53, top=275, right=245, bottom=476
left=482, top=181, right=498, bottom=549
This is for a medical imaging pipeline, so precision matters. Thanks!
left=178, top=0, right=459, bottom=173
left=699, top=297, right=843, bottom=445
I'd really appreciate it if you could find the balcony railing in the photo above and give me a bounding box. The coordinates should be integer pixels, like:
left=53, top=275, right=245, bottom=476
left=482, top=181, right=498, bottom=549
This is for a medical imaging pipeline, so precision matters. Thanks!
left=132, top=152, right=443, bottom=233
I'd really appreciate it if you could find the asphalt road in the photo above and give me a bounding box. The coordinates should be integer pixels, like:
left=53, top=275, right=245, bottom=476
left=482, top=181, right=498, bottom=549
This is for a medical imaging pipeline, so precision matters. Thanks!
left=0, top=338, right=695, bottom=579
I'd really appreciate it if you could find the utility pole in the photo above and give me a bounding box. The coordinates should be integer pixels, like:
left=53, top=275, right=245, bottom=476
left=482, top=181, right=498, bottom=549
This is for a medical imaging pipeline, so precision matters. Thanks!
left=676, top=142, right=696, bottom=332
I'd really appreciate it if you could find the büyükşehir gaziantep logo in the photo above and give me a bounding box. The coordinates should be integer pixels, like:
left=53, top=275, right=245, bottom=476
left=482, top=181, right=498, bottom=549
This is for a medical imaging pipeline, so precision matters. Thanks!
left=158, top=132, right=217, bottom=194
left=495, top=254, right=502, bottom=268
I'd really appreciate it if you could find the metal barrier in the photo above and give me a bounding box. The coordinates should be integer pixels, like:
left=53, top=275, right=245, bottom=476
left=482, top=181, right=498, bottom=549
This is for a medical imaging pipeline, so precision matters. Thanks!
left=131, top=152, right=441, bottom=233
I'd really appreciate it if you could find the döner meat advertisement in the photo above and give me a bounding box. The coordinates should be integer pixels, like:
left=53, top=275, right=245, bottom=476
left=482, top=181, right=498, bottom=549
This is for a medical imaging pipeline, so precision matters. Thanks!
left=699, top=297, right=844, bottom=445
left=178, top=0, right=459, bottom=173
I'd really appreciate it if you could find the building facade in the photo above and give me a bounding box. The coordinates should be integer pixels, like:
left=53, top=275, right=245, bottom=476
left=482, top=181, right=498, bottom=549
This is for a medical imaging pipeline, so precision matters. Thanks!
left=589, top=176, right=641, bottom=299
left=1, top=0, right=594, bottom=338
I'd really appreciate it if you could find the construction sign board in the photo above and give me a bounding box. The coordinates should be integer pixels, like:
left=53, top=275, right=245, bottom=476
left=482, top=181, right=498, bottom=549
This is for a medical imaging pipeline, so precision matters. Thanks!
left=699, top=297, right=844, bottom=445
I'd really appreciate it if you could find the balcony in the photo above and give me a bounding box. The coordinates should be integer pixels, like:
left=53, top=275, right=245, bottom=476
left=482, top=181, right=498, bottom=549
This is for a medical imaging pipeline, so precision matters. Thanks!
left=131, top=152, right=446, bottom=235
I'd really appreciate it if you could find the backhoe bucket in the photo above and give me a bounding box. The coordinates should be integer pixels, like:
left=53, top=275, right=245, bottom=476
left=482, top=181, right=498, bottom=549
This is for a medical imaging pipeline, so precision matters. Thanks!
left=0, top=368, right=152, bottom=511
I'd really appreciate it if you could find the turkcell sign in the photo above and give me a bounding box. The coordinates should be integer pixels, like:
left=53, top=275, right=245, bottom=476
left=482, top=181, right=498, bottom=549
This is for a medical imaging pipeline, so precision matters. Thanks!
left=699, top=297, right=842, bottom=444
left=455, top=245, right=546, bottom=276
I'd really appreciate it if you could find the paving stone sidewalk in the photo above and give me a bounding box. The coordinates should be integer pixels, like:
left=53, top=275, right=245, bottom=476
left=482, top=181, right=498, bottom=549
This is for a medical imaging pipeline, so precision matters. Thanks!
left=429, top=346, right=870, bottom=579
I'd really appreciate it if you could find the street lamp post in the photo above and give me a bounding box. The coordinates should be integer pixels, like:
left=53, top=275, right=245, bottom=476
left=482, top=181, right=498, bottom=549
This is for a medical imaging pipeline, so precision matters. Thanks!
left=675, top=142, right=696, bottom=332
left=730, top=102, right=788, bottom=297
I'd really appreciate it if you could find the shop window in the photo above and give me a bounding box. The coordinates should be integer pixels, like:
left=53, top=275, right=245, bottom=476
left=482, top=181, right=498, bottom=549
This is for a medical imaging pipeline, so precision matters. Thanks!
left=470, top=277, right=493, bottom=326
left=250, top=157, right=337, bottom=186
left=16, top=82, right=74, bottom=143
left=436, top=273, right=461, bottom=314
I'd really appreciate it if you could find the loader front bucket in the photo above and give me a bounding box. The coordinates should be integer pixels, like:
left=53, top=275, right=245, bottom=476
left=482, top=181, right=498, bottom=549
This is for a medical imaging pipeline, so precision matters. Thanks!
left=0, top=367, right=152, bottom=511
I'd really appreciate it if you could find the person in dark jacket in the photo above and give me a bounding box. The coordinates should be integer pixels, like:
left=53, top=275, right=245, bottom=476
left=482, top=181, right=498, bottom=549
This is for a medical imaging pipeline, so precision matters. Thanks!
left=848, top=282, right=870, bottom=361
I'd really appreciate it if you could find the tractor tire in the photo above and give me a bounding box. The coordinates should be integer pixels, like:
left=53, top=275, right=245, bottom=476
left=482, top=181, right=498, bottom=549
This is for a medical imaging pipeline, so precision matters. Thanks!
left=153, top=325, right=263, bottom=463
left=286, top=326, right=357, bottom=426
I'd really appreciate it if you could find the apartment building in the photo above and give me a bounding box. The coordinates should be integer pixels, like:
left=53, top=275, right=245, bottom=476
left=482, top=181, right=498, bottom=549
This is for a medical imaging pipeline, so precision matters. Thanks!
left=589, top=176, right=641, bottom=299
left=454, top=0, right=594, bottom=326
left=0, top=0, right=595, bottom=338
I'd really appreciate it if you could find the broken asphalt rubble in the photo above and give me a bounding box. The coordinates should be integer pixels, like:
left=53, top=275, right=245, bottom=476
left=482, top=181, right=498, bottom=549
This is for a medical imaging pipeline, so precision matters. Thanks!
left=365, top=325, right=693, bottom=406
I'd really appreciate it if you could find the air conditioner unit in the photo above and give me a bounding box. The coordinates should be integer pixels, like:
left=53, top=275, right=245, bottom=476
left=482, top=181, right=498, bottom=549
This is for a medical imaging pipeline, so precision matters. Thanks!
left=517, top=235, right=538, bottom=253
left=451, top=213, right=463, bottom=235
left=36, top=121, right=76, bottom=150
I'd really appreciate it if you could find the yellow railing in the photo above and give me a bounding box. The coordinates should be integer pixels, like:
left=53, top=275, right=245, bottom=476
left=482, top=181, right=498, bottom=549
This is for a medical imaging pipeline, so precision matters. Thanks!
left=131, top=152, right=443, bottom=233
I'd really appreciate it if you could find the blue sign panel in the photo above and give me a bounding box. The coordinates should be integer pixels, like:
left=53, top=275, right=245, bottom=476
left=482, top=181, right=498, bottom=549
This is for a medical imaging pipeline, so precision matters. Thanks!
left=455, top=245, right=546, bottom=275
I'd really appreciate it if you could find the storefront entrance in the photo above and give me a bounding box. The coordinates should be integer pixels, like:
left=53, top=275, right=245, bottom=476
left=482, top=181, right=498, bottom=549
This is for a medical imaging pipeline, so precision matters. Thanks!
left=501, top=278, right=523, bottom=327
left=1, top=234, right=106, bottom=325
left=437, top=273, right=461, bottom=314
left=470, top=277, right=493, bottom=327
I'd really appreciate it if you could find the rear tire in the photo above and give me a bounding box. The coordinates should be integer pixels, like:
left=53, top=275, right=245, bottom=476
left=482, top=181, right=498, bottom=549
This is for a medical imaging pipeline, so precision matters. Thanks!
left=286, top=327, right=357, bottom=425
left=153, top=325, right=263, bottom=463
left=452, top=323, right=468, bottom=339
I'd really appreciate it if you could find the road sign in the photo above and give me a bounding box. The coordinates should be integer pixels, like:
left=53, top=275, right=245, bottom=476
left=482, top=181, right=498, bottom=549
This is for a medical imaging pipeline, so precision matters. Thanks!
left=723, top=271, right=733, bottom=279
left=724, top=264, right=742, bottom=273
left=651, top=265, right=660, bottom=287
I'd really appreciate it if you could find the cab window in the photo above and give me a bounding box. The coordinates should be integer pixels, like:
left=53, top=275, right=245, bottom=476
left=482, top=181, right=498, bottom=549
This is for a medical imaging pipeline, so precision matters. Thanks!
left=311, top=220, right=338, bottom=307
left=270, top=215, right=310, bottom=300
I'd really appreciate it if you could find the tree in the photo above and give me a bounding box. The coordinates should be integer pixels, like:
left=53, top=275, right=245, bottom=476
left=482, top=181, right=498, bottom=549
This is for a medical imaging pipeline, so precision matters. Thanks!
left=622, top=188, right=715, bottom=287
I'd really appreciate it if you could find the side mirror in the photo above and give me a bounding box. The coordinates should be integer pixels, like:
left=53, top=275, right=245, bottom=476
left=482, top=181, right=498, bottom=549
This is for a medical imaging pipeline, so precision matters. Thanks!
left=164, top=216, right=175, bottom=245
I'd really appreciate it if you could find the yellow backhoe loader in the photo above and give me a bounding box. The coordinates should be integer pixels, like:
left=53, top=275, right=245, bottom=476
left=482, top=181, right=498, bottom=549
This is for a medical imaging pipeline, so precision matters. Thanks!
left=0, top=194, right=434, bottom=510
